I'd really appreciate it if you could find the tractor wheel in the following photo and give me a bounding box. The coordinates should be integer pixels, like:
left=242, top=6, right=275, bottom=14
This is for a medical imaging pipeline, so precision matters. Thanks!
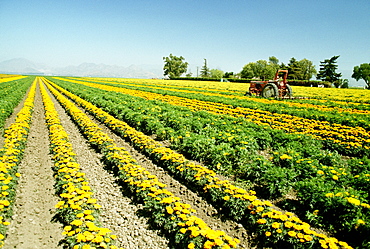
left=285, top=84, right=293, bottom=97
left=261, top=83, right=278, bottom=98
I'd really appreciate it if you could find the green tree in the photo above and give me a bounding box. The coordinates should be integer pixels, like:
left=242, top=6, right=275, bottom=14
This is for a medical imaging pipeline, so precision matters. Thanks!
left=316, top=55, right=342, bottom=84
left=269, top=56, right=279, bottom=66
left=287, top=57, right=302, bottom=80
left=223, top=72, right=234, bottom=78
left=200, top=58, right=210, bottom=78
left=352, top=63, right=370, bottom=89
left=298, top=58, right=317, bottom=80
left=240, top=62, right=255, bottom=78
left=335, top=79, right=349, bottom=88
left=210, top=69, right=224, bottom=79
left=240, top=57, right=279, bottom=80
left=163, top=54, right=188, bottom=78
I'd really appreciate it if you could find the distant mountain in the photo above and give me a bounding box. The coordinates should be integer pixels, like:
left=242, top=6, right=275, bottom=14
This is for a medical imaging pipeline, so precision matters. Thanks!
left=0, top=58, right=43, bottom=75
left=0, top=58, right=163, bottom=78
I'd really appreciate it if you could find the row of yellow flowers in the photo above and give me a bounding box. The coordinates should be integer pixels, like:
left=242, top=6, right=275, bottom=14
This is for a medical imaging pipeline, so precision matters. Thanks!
left=38, top=79, right=121, bottom=249
left=42, top=78, right=240, bottom=249
left=0, top=79, right=36, bottom=247
left=0, top=75, right=27, bottom=84
left=70, top=77, right=370, bottom=114
left=54, top=78, right=370, bottom=154
left=46, top=78, right=353, bottom=249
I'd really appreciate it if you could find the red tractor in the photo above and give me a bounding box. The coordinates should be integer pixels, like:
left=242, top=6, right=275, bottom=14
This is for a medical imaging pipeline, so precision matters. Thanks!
left=245, top=70, right=293, bottom=98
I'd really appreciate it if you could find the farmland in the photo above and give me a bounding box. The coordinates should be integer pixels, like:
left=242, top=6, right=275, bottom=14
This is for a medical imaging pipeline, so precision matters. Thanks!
left=0, top=75, right=369, bottom=249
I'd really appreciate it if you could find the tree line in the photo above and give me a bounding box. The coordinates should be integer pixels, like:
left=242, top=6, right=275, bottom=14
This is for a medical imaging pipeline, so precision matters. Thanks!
left=163, top=54, right=370, bottom=89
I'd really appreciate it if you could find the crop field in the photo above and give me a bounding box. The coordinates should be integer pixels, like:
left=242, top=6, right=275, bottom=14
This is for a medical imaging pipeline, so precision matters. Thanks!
left=0, top=75, right=369, bottom=249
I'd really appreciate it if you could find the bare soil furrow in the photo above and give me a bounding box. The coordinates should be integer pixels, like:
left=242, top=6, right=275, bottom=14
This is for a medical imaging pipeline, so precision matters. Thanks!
left=3, top=84, right=63, bottom=249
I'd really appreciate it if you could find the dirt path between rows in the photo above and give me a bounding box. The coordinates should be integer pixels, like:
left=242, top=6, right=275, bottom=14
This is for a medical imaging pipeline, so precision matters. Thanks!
left=2, top=81, right=252, bottom=248
left=4, top=83, right=63, bottom=249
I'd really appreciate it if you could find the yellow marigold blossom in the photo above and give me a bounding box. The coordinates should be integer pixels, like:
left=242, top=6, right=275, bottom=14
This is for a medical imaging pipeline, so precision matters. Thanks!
left=288, top=231, right=297, bottom=237
left=272, top=222, right=281, bottom=229
left=257, top=219, right=267, bottom=224
left=357, top=219, right=365, bottom=225
left=188, top=243, right=195, bottom=249
left=76, top=213, right=84, bottom=218
left=166, top=206, right=174, bottom=214
left=325, top=193, right=334, bottom=198
left=265, top=231, right=272, bottom=237
left=347, top=197, right=361, bottom=206
left=280, top=154, right=292, bottom=160
left=71, top=219, right=83, bottom=226
left=84, top=210, right=92, bottom=215
left=284, top=221, right=294, bottom=228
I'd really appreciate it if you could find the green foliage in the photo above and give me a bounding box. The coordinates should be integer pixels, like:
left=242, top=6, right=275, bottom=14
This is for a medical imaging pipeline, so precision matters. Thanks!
left=0, top=77, right=34, bottom=136
left=209, top=69, right=224, bottom=79
left=163, top=53, right=188, bottom=78
left=200, top=58, right=210, bottom=78
left=316, top=55, right=342, bottom=83
left=352, top=63, right=370, bottom=89
left=240, top=59, right=278, bottom=80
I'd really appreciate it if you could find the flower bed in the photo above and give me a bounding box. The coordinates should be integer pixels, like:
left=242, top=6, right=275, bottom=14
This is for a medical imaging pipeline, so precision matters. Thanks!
left=0, top=78, right=36, bottom=247
left=44, top=78, right=355, bottom=249
left=42, top=78, right=240, bottom=249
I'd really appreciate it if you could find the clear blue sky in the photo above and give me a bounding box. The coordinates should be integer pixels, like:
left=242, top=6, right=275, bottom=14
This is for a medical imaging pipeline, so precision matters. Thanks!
left=1, top=0, right=369, bottom=84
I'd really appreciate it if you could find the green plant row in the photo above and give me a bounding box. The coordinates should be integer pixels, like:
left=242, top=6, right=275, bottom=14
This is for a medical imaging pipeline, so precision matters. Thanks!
left=0, top=76, right=34, bottom=135
left=63, top=77, right=370, bottom=129
left=44, top=78, right=357, bottom=249
left=42, top=79, right=241, bottom=249
left=48, top=77, right=370, bottom=248
left=0, top=79, right=36, bottom=247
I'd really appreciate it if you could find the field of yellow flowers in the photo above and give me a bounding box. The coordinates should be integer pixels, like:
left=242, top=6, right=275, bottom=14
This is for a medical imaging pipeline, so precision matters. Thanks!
left=0, top=74, right=369, bottom=249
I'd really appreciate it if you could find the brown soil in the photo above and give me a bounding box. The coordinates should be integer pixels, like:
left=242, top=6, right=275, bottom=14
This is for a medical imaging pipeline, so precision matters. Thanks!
left=2, top=82, right=253, bottom=248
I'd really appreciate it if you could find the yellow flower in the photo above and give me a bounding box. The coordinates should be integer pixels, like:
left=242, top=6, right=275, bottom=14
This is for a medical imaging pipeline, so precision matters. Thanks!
left=265, top=231, right=272, bottom=237
left=223, top=196, right=230, bottom=201
left=357, top=219, right=365, bottom=225
left=71, top=219, right=83, bottom=226
left=272, top=222, right=281, bottom=229
left=288, top=231, right=296, bottom=237
left=166, top=206, right=174, bottom=214
left=280, top=154, right=292, bottom=160
left=188, top=243, right=195, bottom=249
left=257, top=219, right=267, bottom=224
